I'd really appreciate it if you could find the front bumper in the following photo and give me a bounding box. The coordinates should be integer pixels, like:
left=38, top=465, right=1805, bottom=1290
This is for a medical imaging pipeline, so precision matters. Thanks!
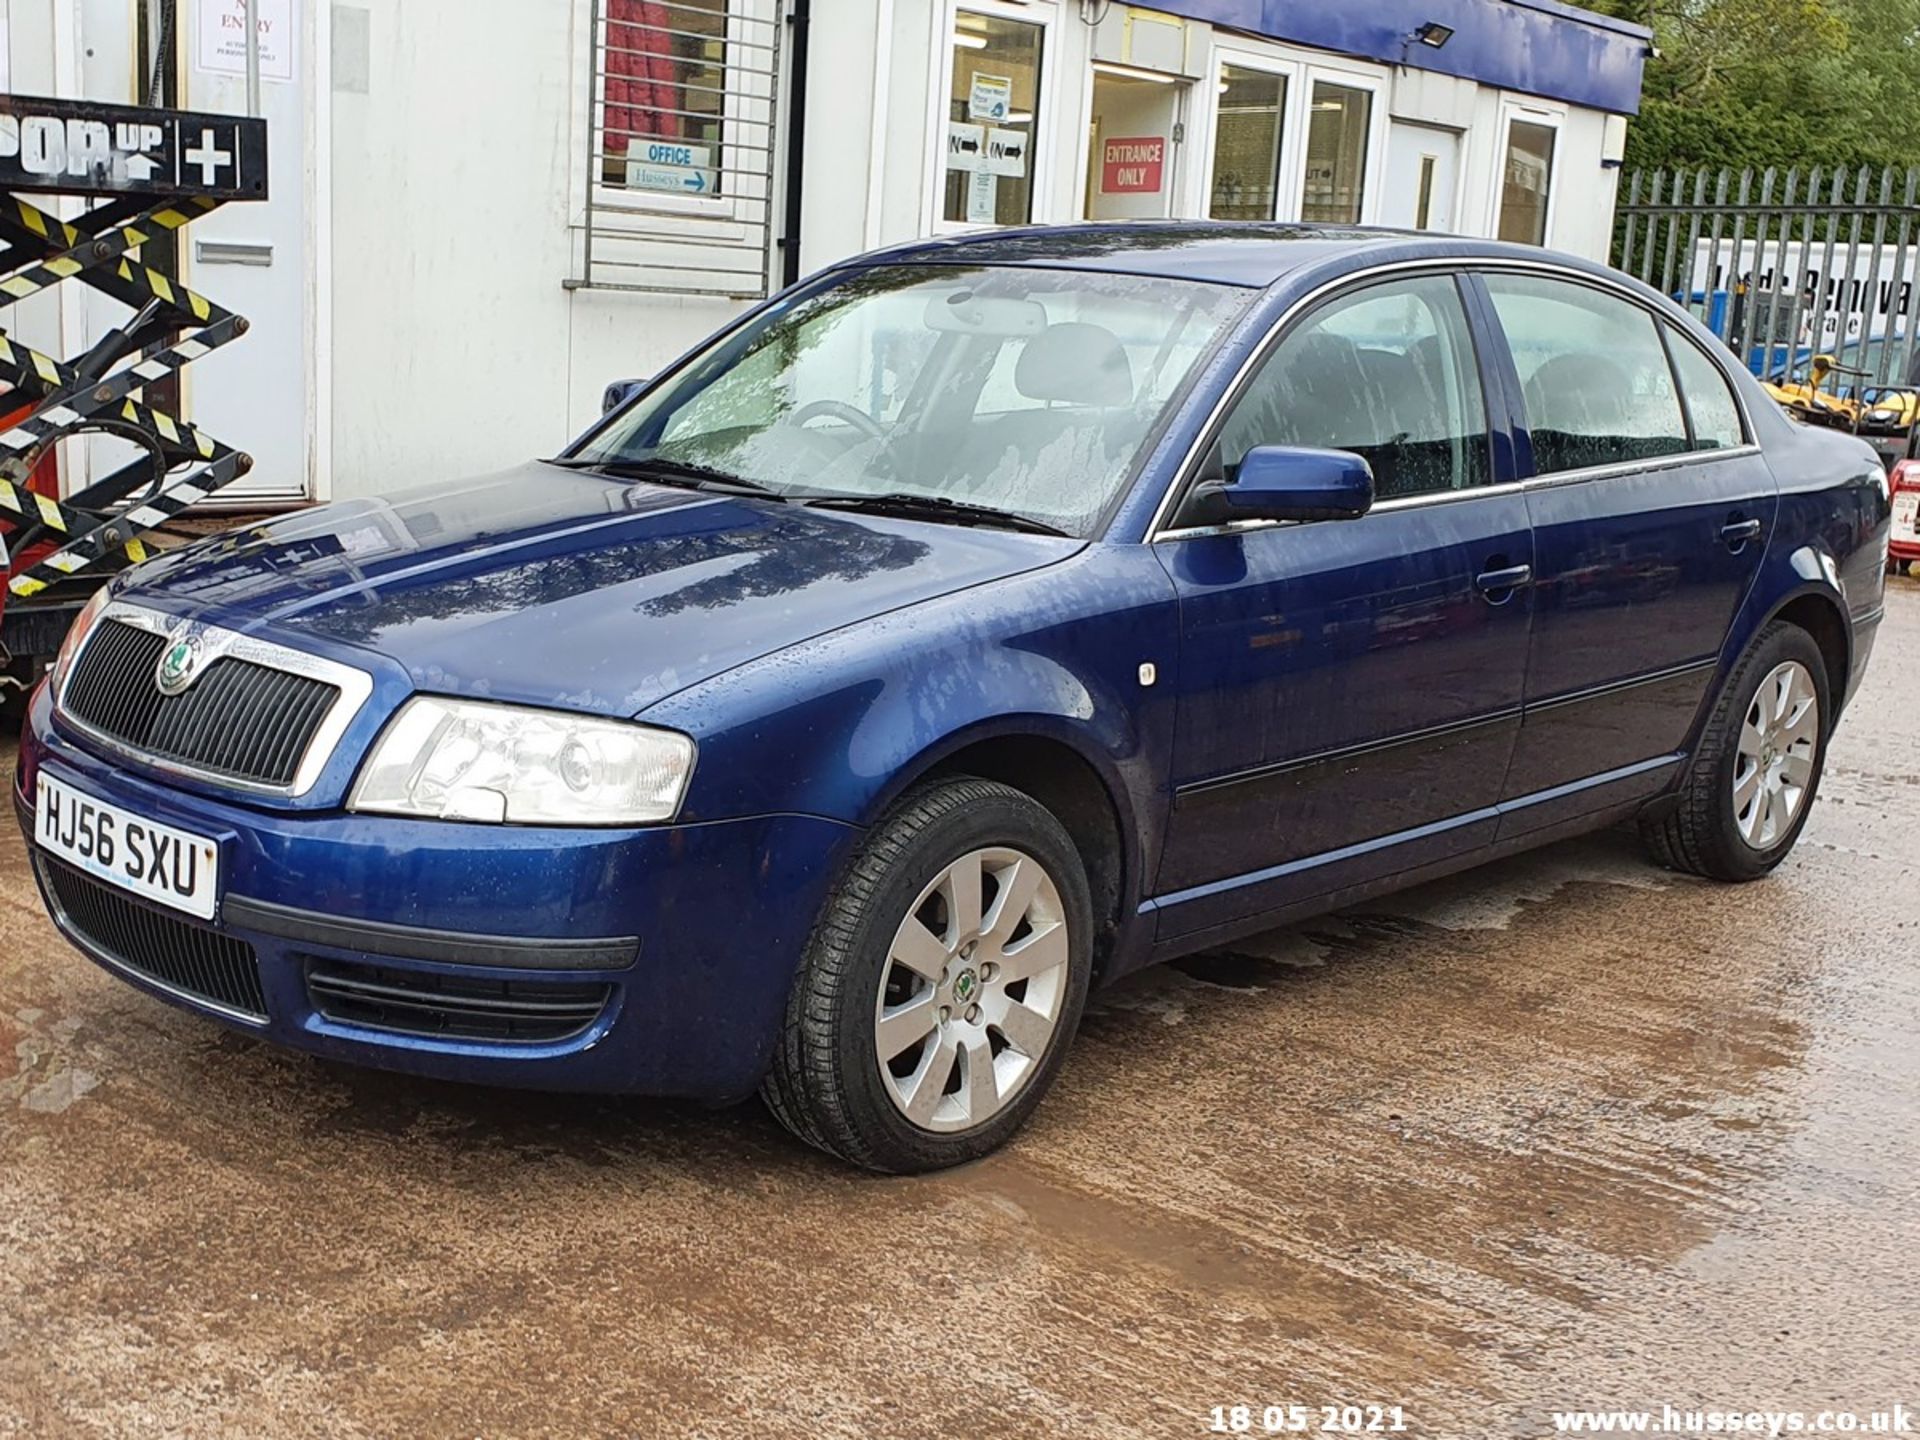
left=15, top=684, right=859, bottom=1100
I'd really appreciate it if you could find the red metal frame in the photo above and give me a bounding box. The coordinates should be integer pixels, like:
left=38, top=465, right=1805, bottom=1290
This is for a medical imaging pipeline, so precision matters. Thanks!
left=1889, top=458, right=1920, bottom=565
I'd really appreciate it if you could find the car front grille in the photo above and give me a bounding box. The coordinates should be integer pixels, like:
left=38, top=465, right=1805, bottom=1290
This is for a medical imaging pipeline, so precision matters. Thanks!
left=41, top=858, right=267, bottom=1020
left=304, top=958, right=613, bottom=1045
left=62, top=619, right=341, bottom=789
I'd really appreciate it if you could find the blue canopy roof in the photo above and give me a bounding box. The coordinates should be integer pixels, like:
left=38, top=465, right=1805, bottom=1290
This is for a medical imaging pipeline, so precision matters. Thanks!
left=1156, top=0, right=1650, bottom=116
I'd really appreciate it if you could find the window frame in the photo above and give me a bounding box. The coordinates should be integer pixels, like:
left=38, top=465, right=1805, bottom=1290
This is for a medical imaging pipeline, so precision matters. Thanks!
left=1193, top=38, right=1387, bottom=226
left=1144, top=260, right=1767, bottom=544
left=571, top=0, right=784, bottom=296
left=1198, top=45, right=1303, bottom=223
left=1490, top=101, right=1565, bottom=248
left=922, top=0, right=1064, bottom=236
left=1298, top=66, right=1388, bottom=227
left=1472, top=266, right=1763, bottom=487
left=1661, top=321, right=1754, bottom=453
left=1152, top=266, right=1504, bottom=541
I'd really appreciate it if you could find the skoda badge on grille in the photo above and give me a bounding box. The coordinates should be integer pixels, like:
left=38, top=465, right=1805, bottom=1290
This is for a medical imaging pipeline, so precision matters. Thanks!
left=154, top=632, right=203, bottom=697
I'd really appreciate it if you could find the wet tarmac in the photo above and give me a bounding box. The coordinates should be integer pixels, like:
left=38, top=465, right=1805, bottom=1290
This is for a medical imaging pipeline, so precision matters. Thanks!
left=1, top=585, right=1916, bottom=1438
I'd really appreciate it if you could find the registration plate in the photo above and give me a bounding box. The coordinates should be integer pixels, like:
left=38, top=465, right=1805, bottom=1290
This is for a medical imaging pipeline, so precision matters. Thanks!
left=35, top=775, right=221, bottom=921
left=1896, top=491, right=1920, bottom=542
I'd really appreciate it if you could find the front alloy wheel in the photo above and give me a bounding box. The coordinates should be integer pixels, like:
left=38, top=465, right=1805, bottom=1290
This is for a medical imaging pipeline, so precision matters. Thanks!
left=764, top=778, right=1093, bottom=1173
left=874, top=846, right=1072, bottom=1133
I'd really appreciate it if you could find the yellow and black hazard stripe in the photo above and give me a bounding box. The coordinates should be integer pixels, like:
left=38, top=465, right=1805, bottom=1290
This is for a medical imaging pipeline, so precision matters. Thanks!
left=0, top=196, right=228, bottom=324
left=0, top=475, right=92, bottom=538
left=4, top=448, right=251, bottom=599
left=0, top=187, right=249, bottom=599
left=0, top=329, right=232, bottom=476
left=0, top=316, right=246, bottom=467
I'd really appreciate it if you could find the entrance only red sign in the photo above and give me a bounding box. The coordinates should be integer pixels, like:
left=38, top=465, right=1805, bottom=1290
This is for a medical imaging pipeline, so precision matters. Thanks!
left=1100, top=136, right=1165, bottom=194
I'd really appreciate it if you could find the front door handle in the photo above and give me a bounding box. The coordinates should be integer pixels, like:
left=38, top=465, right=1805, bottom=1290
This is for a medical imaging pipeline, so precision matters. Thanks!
left=1721, top=516, right=1763, bottom=551
left=1475, top=563, right=1533, bottom=600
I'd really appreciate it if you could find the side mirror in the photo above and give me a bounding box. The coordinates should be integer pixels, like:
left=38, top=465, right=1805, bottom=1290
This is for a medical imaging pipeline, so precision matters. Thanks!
left=1183, top=445, right=1375, bottom=527
left=603, top=377, right=649, bottom=414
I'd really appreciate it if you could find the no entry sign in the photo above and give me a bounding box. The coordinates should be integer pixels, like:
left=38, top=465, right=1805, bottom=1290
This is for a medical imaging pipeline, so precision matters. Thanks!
left=1101, top=135, right=1165, bottom=194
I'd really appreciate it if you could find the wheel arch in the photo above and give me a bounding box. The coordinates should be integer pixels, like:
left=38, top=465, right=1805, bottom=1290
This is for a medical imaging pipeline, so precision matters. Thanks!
left=1652, top=555, right=1854, bottom=828
left=1740, top=543, right=1854, bottom=716
left=1767, top=590, right=1851, bottom=712
left=871, top=718, right=1143, bottom=981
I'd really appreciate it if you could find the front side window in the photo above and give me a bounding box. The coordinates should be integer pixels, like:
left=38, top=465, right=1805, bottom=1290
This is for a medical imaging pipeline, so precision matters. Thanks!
left=1483, top=273, right=1688, bottom=475
left=1217, top=275, right=1490, bottom=500
left=1496, top=119, right=1557, bottom=245
left=1209, top=64, right=1287, bottom=220
left=1301, top=81, right=1372, bottom=224
left=942, top=12, right=1043, bottom=227
left=1666, top=326, right=1746, bottom=451
left=578, top=266, right=1250, bottom=537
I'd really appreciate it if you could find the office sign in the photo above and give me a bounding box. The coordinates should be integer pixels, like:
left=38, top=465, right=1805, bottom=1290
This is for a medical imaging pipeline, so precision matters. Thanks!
left=627, top=140, right=719, bottom=196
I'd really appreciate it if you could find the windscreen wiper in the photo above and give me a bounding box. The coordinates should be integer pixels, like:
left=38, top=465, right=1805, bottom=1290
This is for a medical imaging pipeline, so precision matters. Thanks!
left=542, top=455, right=788, bottom=499
left=799, top=492, right=1069, bottom=537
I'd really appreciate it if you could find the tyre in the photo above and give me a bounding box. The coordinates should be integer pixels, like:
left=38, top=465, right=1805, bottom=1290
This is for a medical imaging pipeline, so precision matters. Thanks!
left=1641, top=621, right=1830, bottom=882
left=763, top=776, right=1094, bottom=1173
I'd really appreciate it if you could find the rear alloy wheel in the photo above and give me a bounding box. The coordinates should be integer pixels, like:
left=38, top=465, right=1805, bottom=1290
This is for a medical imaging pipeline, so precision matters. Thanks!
left=1730, top=660, right=1820, bottom=851
left=763, top=778, right=1093, bottom=1173
left=1641, top=621, right=1830, bottom=881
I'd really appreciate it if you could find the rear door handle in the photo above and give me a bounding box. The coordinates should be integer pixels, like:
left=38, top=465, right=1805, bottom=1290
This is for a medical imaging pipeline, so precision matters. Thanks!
left=1721, top=517, right=1763, bottom=550
left=1475, top=563, right=1533, bottom=599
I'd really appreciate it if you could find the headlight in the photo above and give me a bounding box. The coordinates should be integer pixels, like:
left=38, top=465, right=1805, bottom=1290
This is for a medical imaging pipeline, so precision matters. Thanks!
left=349, top=697, right=696, bottom=826
left=50, top=586, right=111, bottom=695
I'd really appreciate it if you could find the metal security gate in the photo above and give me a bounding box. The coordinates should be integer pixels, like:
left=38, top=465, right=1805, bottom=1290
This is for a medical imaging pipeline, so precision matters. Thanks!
left=572, top=0, right=785, bottom=299
left=1616, top=166, right=1920, bottom=388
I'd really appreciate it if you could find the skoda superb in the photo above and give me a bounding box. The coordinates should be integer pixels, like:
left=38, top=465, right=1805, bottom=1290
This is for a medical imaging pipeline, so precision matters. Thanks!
left=12, top=225, right=1890, bottom=1173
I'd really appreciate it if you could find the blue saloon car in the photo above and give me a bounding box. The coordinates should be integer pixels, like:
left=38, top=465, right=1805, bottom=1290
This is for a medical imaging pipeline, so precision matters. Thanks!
left=13, top=225, right=1890, bottom=1172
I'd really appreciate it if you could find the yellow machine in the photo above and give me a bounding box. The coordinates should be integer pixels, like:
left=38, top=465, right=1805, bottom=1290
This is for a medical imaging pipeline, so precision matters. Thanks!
left=1762, top=352, right=1920, bottom=435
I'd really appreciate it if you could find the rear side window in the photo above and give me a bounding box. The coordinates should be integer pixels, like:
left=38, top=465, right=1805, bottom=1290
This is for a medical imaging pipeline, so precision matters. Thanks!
left=1665, top=326, right=1746, bottom=451
left=1218, top=275, right=1490, bottom=500
left=1483, top=273, right=1688, bottom=475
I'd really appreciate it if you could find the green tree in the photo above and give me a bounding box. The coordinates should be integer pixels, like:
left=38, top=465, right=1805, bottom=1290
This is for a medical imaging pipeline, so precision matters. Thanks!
left=1584, top=0, right=1920, bottom=170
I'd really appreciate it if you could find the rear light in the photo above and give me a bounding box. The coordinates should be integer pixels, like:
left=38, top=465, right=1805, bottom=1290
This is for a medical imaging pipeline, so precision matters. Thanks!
left=1891, top=459, right=1920, bottom=493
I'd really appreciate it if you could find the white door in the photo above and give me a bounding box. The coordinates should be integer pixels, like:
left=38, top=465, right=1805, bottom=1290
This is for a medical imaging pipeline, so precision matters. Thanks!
left=1382, top=122, right=1461, bottom=234
left=77, top=0, right=312, bottom=505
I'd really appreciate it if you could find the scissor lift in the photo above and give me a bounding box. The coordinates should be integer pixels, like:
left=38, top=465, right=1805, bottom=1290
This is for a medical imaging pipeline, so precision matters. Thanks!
left=0, top=94, right=267, bottom=703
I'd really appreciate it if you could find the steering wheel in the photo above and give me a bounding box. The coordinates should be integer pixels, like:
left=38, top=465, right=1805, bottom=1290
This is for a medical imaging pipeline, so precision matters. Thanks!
left=786, top=398, right=885, bottom=441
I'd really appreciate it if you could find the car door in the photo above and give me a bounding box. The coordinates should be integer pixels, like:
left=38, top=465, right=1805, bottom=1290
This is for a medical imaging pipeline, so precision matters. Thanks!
left=1152, top=273, right=1534, bottom=941
left=1476, top=271, right=1778, bottom=837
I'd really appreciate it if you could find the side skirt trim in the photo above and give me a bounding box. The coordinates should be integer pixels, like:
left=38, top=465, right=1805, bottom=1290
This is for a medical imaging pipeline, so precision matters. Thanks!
left=1142, top=753, right=1683, bottom=915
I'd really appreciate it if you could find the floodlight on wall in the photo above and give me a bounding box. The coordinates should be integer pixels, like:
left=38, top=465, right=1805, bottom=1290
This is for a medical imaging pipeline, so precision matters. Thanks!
left=1413, top=21, right=1455, bottom=47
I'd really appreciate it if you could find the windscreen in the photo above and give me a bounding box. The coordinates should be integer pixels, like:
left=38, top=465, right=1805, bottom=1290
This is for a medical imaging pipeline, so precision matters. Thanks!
left=574, top=265, right=1251, bottom=537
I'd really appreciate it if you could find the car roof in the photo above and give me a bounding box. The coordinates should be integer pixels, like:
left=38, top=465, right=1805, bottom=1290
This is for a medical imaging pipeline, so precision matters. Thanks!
left=836, top=222, right=1607, bottom=290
